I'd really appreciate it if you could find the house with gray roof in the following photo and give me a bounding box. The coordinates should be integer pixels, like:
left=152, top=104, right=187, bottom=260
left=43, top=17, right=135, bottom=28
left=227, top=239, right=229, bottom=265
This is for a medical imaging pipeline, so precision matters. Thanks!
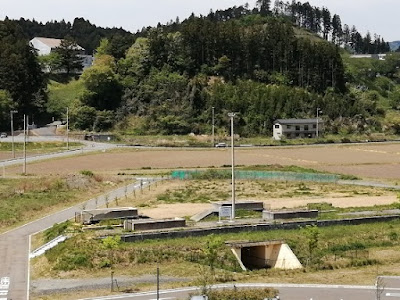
left=30, top=37, right=93, bottom=71
left=273, top=118, right=323, bottom=140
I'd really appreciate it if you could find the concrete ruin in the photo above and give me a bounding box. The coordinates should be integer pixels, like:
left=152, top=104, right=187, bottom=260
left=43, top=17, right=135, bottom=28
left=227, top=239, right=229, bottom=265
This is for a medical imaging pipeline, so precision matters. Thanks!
left=263, top=209, right=318, bottom=220
left=124, top=218, right=186, bottom=231
left=191, top=201, right=264, bottom=222
left=78, top=207, right=138, bottom=224
left=228, top=240, right=302, bottom=271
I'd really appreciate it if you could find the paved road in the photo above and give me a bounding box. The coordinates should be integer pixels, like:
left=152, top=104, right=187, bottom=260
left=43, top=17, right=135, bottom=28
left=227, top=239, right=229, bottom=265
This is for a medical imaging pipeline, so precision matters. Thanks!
left=0, top=136, right=117, bottom=169
left=79, top=283, right=400, bottom=300
left=0, top=178, right=157, bottom=300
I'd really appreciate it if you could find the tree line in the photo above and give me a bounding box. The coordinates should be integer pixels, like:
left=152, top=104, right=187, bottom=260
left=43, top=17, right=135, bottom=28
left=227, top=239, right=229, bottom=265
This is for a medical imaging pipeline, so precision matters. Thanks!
left=0, top=0, right=395, bottom=135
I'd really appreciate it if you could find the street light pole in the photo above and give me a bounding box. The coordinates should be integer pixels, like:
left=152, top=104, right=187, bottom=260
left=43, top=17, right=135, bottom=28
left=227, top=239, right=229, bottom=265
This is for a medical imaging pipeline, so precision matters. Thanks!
left=66, top=107, right=69, bottom=150
left=228, top=112, right=237, bottom=222
left=23, top=114, right=26, bottom=174
left=212, top=107, right=215, bottom=147
left=10, top=110, right=17, bottom=158
left=156, top=266, right=160, bottom=300
left=316, top=108, right=321, bottom=138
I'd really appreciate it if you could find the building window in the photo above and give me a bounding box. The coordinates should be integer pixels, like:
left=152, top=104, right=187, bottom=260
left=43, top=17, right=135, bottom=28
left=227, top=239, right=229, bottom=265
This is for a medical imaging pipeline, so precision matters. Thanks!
left=313, top=124, right=316, bottom=129
left=304, top=125, right=309, bottom=131
left=296, top=133, right=300, bottom=137
left=275, top=124, right=280, bottom=129
left=295, top=126, right=300, bottom=131
left=287, top=125, right=291, bottom=129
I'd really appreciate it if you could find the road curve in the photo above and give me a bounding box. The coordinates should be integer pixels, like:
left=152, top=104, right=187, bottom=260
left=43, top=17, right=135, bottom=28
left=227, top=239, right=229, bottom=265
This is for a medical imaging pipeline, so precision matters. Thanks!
left=79, top=282, right=400, bottom=300
left=0, top=179, right=156, bottom=300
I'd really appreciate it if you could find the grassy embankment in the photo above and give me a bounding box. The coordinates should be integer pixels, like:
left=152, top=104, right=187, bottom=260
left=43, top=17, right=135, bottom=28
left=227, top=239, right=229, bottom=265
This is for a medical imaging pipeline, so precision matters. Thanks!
left=116, top=132, right=400, bottom=148
left=0, top=141, right=82, bottom=153
left=29, top=165, right=400, bottom=299
left=32, top=220, right=400, bottom=295
left=0, top=171, right=128, bottom=233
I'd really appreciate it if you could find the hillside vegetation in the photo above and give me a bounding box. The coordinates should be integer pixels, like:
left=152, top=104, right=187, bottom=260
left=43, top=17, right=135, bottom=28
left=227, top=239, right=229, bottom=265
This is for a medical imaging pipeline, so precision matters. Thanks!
left=1, top=0, right=399, bottom=139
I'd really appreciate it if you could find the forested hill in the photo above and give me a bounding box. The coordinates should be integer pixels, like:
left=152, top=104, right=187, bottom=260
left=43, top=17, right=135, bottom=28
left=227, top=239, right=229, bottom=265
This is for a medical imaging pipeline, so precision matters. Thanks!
left=11, top=17, right=134, bottom=57
left=6, top=0, right=390, bottom=57
left=1, top=0, right=398, bottom=136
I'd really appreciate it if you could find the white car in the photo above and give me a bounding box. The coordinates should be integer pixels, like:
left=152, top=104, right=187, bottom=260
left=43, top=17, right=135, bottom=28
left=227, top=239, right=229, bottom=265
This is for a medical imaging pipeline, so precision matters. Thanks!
left=215, top=142, right=227, bottom=148
left=0, top=133, right=7, bottom=138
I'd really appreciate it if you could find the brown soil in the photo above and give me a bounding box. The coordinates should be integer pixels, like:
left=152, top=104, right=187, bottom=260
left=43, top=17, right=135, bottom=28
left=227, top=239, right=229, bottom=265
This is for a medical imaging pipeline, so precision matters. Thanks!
left=5, top=143, right=400, bottom=180
left=137, top=195, right=398, bottom=219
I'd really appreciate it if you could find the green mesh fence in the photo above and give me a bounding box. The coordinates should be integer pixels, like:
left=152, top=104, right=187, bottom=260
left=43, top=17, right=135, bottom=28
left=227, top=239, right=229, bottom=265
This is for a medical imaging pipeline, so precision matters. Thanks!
left=171, top=169, right=339, bottom=183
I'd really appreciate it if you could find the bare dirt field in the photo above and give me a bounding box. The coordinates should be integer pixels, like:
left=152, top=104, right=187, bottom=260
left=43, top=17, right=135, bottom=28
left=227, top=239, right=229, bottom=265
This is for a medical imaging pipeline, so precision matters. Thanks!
left=139, top=195, right=399, bottom=219
left=112, top=179, right=399, bottom=219
left=6, top=142, right=400, bottom=180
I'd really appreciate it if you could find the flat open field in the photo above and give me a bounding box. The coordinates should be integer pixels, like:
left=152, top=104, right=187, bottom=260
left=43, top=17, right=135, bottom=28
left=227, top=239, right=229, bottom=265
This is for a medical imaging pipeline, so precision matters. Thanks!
left=6, top=142, right=400, bottom=180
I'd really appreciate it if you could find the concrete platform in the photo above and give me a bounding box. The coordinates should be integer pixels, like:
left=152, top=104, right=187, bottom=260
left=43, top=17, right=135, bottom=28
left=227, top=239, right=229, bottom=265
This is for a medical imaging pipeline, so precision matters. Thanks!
left=263, top=210, right=318, bottom=220
left=78, top=207, right=138, bottom=224
left=213, top=201, right=264, bottom=211
left=124, top=218, right=186, bottom=231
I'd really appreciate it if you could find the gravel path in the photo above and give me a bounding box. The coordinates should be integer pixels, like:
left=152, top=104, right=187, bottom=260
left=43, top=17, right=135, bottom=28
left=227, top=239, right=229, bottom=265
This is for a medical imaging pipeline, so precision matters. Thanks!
left=31, top=275, right=190, bottom=296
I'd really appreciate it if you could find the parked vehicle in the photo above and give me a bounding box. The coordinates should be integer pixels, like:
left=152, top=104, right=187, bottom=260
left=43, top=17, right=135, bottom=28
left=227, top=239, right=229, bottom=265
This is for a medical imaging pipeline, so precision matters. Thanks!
left=215, top=142, right=227, bottom=148
left=0, top=133, right=7, bottom=138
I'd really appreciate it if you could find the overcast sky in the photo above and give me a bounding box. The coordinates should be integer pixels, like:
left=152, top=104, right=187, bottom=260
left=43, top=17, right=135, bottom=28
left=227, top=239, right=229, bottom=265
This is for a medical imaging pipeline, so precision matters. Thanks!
left=0, top=0, right=398, bottom=41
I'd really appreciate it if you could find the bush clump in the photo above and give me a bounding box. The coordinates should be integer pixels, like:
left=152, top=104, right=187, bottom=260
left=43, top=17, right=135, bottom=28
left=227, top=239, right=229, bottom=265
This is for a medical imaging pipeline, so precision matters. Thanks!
left=80, top=170, right=94, bottom=177
left=205, top=288, right=278, bottom=300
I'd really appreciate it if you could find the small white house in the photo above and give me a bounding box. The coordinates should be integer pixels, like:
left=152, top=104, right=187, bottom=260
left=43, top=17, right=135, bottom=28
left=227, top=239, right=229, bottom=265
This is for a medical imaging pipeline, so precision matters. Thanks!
left=30, top=37, right=85, bottom=56
left=30, top=37, right=93, bottom=70
left=273, top=119, right=323, bottom=140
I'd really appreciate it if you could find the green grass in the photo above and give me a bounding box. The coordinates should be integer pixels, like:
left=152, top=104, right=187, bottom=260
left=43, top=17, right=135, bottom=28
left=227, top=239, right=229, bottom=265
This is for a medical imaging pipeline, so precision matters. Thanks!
left=47, top=79, right=86, bottom=116
left=40, top=220, right=400, bottom=276
left=0, top=141, right=81, bottom=152
left=118, top=132, right=400, bottom=148
left=0, top=177, right=76, bottom=228
left=0, top=175, right=123, bottom=231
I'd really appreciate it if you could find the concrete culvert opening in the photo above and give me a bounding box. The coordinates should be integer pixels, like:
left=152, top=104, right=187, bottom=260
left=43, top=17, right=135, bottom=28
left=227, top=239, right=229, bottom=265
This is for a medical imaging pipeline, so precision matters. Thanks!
left=228, top=240, right=302, bottom=271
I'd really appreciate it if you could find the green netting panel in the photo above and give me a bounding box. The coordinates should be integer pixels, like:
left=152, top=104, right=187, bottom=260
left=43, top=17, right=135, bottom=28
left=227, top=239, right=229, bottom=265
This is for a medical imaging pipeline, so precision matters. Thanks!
left=171, top=170, right=339, bottom=183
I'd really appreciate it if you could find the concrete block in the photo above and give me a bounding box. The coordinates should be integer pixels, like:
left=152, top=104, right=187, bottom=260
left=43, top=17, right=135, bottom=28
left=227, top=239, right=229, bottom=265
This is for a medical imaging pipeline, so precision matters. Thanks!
left=263, top=210, right=318, bottom=220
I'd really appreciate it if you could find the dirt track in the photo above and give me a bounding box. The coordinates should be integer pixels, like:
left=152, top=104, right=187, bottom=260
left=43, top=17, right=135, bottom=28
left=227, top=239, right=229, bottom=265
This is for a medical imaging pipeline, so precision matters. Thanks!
left=5, top=143, right=400, bottom=180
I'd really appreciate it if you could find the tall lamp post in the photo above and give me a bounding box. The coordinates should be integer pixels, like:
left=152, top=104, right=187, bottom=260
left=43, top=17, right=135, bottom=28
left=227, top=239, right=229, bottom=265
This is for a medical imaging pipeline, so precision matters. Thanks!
left=212, top=107, right=215, bottom=147
left=10, top=110, right=18, bottom=158
left=316, top=108, right=322, bottom=138
left=66, top=107, right=69, bottom=150
left=23, top=114, right=27, bottom=174
left=228, top=112, right=237, bottom=222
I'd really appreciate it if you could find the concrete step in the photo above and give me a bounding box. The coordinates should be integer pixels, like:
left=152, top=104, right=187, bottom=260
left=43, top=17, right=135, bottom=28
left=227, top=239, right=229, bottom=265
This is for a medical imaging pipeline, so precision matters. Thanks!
left=190, top=209, right=217, bottom=222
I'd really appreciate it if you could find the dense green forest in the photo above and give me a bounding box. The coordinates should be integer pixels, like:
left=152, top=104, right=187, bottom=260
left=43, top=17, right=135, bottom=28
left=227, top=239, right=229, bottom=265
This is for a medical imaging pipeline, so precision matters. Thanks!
left=0, top=0, right=399, bottom=137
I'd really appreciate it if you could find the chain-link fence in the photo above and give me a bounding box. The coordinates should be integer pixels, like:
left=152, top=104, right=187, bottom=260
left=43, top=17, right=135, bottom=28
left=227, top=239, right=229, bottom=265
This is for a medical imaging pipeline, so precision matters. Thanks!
left=171, top=170, right=339, bottom=183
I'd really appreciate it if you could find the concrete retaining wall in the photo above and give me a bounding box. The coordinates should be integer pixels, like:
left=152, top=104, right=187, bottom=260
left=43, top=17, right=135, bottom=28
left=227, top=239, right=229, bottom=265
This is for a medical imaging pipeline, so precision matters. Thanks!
left=124, top=218, right=186, bottom=231
left=213, top=201, right=264, bottom=211
left=121, top=215, right=400, bottom=242
left=263, top=210, right=319, bottom=220
left=80, top=208, right=138, bottom=224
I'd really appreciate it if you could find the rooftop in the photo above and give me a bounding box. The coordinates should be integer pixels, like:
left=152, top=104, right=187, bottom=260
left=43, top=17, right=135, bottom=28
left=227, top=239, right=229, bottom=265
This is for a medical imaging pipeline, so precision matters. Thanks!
left=274, top=118, right=323, bottom=125
left=32, top=37, right=85, bottom=51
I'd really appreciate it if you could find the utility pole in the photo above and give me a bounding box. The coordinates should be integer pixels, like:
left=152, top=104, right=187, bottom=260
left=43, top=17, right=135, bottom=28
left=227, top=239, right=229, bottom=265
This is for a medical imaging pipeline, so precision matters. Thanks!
left=23, top=114, right=27, bottom=174
left=66, top=107, right=69, bottom=150
left=228, top=112, right=237, bottom=222
left=10, top=110, right=17, bottom=158
left=212, top=107, right=215, bottom=147
left=316, top=108, right=321, bottom=138
left=156, top=266, right=160, bottom=300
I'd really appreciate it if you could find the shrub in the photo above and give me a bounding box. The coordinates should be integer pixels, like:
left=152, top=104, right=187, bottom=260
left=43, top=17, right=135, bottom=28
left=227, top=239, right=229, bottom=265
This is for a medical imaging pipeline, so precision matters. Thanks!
left=80, top=170, right=94, bottom=177
left=44, top=221, right=70, bottom=242
left=206, top=288, right=278, bottom=300
left=55, top=252, right=92, bottom=271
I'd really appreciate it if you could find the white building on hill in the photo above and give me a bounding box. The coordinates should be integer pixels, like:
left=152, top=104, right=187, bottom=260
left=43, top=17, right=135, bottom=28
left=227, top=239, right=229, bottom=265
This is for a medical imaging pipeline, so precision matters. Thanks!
left=273, top=118, right=323, bottom=140
left=30, top=37, right=93, bottom=71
